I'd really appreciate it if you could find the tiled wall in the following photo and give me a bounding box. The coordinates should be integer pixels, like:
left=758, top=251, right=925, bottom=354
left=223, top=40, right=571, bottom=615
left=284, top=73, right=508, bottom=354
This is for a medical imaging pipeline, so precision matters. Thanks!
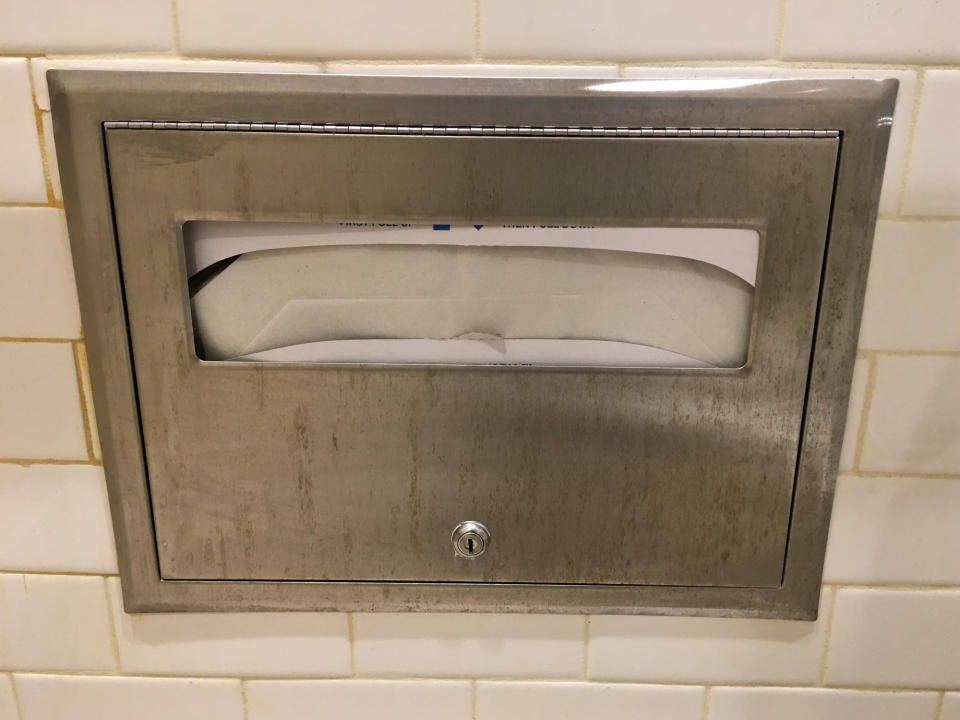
left=1, top=0, right=958, bottom=717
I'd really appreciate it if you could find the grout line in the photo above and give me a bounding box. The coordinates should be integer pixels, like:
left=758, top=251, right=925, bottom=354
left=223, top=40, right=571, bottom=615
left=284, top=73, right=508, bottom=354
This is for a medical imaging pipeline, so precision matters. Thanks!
left=101, top=577, right=123, bottom=674
left=7, top=672, right=24, bottom=720
left=1, top=669, right=958, bottom=692
left=876, top=214, right=960, bottom=223
left=0, top=201, right=60, bottom=208
left=773, top=0, right=789, bottom=59
left=240, top=679, right=251, bottom=720
left=896, top=68, right=927, bottom=215
left=0, top=336, right=74, bottom=343
left=582, top=616, right=591, bottom=679
left=3, top=569, right=956, bottom=589
left=24, top=59, right=57, bottom=205
left=856, top=349, right=960, bottom=358
left=472, top=0, right=481, bottom=61
left=0, top=569, right=119, bottom=578
left=701, top=686, right=712, bottom=720
left=852, top=352, right=879, bottom=472
left=170, top=0, right=182, bottom=55
left=471, top=678, right=478, bottom=720
left=72, top=342, right=97, bottom=462
left=0, top=458, right=101, bottom=467
left=845, top=470, right=960, bottom=480
left=935, top=691, right=946, bottom=720
left=818, top=586, right=839, bottom=686
left=346, top=613, right=357, bottom=676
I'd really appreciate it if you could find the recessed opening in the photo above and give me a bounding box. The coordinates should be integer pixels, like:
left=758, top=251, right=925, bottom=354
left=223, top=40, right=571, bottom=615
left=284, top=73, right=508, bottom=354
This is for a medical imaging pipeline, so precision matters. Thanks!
left=185, top=221, right=759, bottom=368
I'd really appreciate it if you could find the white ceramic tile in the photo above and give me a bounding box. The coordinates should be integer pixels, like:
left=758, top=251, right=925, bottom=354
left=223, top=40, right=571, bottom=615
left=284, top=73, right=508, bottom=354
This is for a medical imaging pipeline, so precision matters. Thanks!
left=0, top=342, right=86, bottom=460
left=782, top=0, right=960, bottom=63
left=826, top=589, right=960, bottom=688
left=824, top=476, right=960, bottom=585
left=620, top=66, right=916, bottom=213
left=0, top=675, right=16, bottom=720
left=31, top=58, right=320, bottom=113
left=902, top=71, right=960, bottom=216
left=75, top=344, right=100, bottom=460
left=476, top=682, right=703, bottom=720
left=0, top=209, right=81, bottom=339
left=14, top=675, right=243, bottom=720
left=106, top=579, right=349, bottom=676
left=839, top=359, right=868, bottom=471
left=0, top=464, right=115, bottom=574
left=0, top=1, right=173, bottom=53
left=326, top=63, right=619, bottom=77
left=588, top=589, right=830, bottom=684
left=0, top=59, right=46, bottom=204
left=943, top=694, right=960, bottom=720
left=709, top=687, right=939, bottom=720
left=353, top=614, right=585, bottom=678
left=860, top=355, right=960, bottom=474
left=39, top=114, right=60, bottom=201
left=245, top=680, right=471, bottom=720
left=859, top=222, right=960, bottom=350
left=0, top=574, right=113, bottom=672
left=178, top=0, right=472, bottom=59
left=481, top=0, right=778, bottom=61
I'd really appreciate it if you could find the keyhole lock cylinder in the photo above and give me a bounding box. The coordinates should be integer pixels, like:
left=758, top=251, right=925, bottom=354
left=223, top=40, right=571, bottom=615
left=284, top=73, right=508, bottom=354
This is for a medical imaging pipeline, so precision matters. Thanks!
left=452, top=521, right=490, bottom=559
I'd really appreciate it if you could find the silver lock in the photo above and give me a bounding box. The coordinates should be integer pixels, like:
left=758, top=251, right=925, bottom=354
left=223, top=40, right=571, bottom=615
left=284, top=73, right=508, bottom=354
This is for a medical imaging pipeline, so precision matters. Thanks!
left=451, top=521, right=490, bottom=559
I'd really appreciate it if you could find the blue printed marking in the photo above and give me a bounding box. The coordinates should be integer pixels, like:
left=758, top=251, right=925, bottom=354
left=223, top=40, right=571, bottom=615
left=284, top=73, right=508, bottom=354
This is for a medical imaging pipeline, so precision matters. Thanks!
left=433, top=224, right=451, bottom=231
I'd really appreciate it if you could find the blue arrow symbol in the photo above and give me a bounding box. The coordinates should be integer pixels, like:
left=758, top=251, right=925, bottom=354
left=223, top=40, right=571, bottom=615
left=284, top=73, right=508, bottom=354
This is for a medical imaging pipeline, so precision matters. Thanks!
left=474, top=224, right=483, bottom=230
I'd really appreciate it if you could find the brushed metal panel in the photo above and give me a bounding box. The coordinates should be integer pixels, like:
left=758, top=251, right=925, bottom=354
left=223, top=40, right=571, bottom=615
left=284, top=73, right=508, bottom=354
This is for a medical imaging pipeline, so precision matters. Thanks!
left=104, top=130, right=837, bottom=588
left=48, top=72, right=894, bottom=616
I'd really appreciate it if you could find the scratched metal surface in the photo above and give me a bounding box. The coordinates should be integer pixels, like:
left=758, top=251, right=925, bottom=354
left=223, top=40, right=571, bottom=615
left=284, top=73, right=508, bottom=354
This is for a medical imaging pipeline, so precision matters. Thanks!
left=49, top=73, right=894, bottom=616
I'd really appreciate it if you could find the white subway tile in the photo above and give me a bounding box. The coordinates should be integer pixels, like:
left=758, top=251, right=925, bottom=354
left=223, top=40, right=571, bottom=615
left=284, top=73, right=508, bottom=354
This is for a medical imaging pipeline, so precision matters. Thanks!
left=0, top=342, right=86, bottom=461
left=245, top=680, right=471, bottom=720
left=860, top=222, right=960, bottom=351
left=839, top=359, right=868, bottom=471
left=588, top=589, right=831, bottom=684
left=781, top=0, right=960, bottom=63
left=0, top=1, right=173, bottom=54
left=0, top=464, right=115, bottom=574
left=106, top=579, right=349, bottom=676
left=824, top=476, right=960, bottom=585
left=14, top=675, right=243, bottom=720
left=902, top=71, right=960, bottom=216
left=476, top=682, right=703, bottom=720
left=827, top=589, right=960, bottom=688
left=31, top=58, right=319, bottom=113
left=481, top=0, right=778, bottom=61
left=326, top=63, right=619, bottom=78
left=943, top=694, right=960, bottom=720
left=860, top=355, right=960, bottom=474
left=178, top=0, right=472, bottom=59
left=620, top=66, right=915, bottom=214
left=0, top=209, right=81, bottom=339
left=0, top=675, right=15, bottom=720
left=709, top=687, right=939, bottom=720
left=0, top=574, right=113, bottom=672
left=0, top=59, right=46, bottom=204
left=353, top=614, right=585, bottom=678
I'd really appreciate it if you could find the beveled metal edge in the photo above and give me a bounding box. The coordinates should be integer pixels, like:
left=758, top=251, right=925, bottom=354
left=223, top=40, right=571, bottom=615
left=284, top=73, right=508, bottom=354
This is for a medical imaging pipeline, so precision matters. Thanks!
left=49, top=71, right=896, bottom=618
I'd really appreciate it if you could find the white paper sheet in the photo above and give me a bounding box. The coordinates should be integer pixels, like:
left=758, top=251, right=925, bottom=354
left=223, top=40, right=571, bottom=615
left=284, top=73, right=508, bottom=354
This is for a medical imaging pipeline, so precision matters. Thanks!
left=185, top=221, right=760, bottom=285
left=189, top=230, right=758, bottom=368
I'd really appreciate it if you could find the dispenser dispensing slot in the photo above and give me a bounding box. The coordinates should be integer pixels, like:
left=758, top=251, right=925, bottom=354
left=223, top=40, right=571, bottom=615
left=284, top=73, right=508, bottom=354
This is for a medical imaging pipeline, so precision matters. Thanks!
left=187, top=221, right=759, bottom=368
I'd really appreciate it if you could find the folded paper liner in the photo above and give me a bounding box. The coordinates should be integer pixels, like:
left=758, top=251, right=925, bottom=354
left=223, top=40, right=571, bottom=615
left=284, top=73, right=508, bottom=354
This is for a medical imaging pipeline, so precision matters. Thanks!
left=191, top=243, right=753, bottom=367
